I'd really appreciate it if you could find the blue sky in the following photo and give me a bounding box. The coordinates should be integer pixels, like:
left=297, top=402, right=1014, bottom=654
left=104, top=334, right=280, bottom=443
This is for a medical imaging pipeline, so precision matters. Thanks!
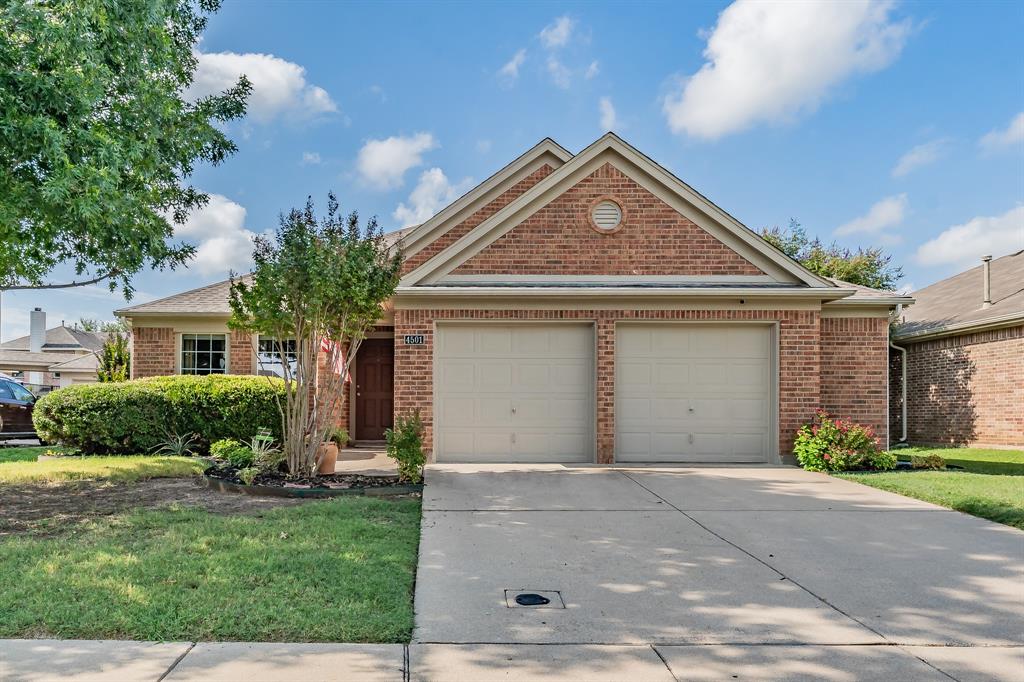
left=3, top=0, right=1022, bottom=341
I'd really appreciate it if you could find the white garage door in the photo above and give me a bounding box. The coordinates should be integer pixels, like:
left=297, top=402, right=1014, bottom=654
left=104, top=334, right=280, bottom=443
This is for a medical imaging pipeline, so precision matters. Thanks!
left=616, top=324, right=773, bottom=463
left=435, top=323, right=594, bottom=462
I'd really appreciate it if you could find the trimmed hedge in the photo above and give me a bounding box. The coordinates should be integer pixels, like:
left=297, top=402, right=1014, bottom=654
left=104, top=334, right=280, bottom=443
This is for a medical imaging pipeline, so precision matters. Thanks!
left=33, top=375, right=285, bottom=455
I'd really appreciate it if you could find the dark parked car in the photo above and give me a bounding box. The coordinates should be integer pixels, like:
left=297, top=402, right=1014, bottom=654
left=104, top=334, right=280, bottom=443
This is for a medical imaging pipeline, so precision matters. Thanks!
left=0, top=378, right=38, bottom=439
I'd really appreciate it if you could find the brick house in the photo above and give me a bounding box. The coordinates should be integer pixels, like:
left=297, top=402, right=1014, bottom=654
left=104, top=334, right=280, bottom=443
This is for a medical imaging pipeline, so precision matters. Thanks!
left=116, top=133, right=911, bottom=464
left=891, top=251, right=1023, bottom=448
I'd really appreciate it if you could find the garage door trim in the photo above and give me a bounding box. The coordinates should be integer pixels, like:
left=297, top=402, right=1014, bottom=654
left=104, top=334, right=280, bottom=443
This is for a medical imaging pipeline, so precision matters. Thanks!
left=614, top=321, right=780, bottom=464
left=433, top=320, right=597, bottom=463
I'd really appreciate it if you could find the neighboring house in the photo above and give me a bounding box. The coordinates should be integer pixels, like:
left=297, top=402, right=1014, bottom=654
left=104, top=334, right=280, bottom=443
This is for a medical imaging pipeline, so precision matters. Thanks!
left=0, top=308, right=106, bottom=389
left=891, top=251, right=1023, bottom=448
left=117, top=133, right=911, bottom=464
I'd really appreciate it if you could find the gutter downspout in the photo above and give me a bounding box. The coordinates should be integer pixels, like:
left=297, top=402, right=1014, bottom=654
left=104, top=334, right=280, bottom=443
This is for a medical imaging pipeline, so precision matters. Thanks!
left=889, top=304, right=908, bottom=448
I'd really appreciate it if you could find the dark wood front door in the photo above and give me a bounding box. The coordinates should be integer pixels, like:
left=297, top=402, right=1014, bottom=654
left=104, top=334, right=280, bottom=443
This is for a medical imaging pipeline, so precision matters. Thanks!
left=355, top=338, right=394, bottom=441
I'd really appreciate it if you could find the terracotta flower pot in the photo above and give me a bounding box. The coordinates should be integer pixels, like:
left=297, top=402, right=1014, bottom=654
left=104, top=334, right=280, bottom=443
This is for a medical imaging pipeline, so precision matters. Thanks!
left=317, top=442, right=339, bottom=475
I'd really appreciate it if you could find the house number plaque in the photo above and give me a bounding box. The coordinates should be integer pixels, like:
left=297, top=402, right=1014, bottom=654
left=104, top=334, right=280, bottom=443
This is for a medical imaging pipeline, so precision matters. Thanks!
left=403, top=334, right=425, bottom=345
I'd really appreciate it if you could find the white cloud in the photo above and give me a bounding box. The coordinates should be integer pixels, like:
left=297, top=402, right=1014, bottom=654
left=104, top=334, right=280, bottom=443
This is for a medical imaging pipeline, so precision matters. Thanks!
left=834, top=194, right=907, bottom=241
left=188, top=51, right=338, bottom=123
left=301, top=151, right=321, bottom=165
left=499, top=49, right=527, bottom=83
left=979, top=112, right=1024, bottom=153
left=173, top=194, right=258, bottom=276
left=914, top=206, right=1024, bottom=268
left=663, top=0, right=911, bottom=139
left=539, top=16, right=574, bottom=49
left=599, top=97, right=618, bottom=131
left=585, top=61, right=600, bottom=79
left=356, top=133, right=438, bottom=190
left=475, top=139, right=492, bottom=154
left=892, top=139, right=947, bottom=177
left=174, top=193, right=247, bottom=239
left=547, top=57, right=571, bottom=89
left=369, top=84, right=387, bottom=102
left=393, top=168, right=473, bottom=228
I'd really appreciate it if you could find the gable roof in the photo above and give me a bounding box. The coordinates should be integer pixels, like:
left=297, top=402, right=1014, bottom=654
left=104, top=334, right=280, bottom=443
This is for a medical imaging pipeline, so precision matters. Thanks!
left=0, top=326, right=107, bottom=353
left=399, top=133, right=836, bottom=289
left=397, top=138, right=572, bottom=257
left=894, top=250, right=1024, bottom=340
left=47, top=351, right=100, bottom=372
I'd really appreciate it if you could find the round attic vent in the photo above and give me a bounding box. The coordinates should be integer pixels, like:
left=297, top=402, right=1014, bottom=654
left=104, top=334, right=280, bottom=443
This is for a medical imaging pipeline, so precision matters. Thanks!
left=591, top=200, right=623, bottom=232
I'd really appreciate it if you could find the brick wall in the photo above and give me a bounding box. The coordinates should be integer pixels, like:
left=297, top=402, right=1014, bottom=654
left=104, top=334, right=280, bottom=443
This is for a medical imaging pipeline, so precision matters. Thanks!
left=820, top=317, right=890, bottom=446
left=228, top=330, right=254, bottom=375
left=401, top=165, right=555, bottom=274
left=454, top=163, right=764, bottom=276
left=898, top=325, right=1023, bottom=447
left=131, top=327, right=175, bottom=378
left=394, top=308, right=823, bottom=463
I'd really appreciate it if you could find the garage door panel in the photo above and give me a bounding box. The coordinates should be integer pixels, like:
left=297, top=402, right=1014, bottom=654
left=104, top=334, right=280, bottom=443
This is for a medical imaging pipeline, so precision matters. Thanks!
left=616, top=431, right=652, bottom=458
left=477, top=329, right=512, bottom=355
left=435, top=324, right=594, bottom=463
left=653, top=363, right=690, bottom=388
left=618, top=362, right=652, bottom=388
left=479, top=363, right=513, bottom=389
left=438, top=398, right=480, bottom=427
left=618, top=397, right=652, bottom=423
left=551, top=362, right=590, bottom=390
left=691, top=362, right=731, bottom=387
left=616, top=325, right=773, bottom=463
left=652, top=432, right=691, bottom=457
left=652, top=398, right=688, bottom=420
left=438, top=362, right=475, bottom=389
left=518, top=364, right=550, bottom=388
left=651, top=327, right=691, bottom=356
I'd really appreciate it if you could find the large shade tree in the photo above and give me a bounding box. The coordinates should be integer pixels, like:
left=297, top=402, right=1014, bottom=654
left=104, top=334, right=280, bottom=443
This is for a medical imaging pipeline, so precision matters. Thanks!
left=0, top=0, right=250, bottom=296
left=759, top=220, right=903, bottom=291
left=228, top=195, right=402, bottom=476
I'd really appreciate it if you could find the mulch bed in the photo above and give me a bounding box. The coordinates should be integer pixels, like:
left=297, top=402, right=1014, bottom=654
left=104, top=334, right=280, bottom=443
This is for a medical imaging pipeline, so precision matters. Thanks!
left=0, top=478, right=309, bottom=538
left=204, top=462, right=401, bottom=489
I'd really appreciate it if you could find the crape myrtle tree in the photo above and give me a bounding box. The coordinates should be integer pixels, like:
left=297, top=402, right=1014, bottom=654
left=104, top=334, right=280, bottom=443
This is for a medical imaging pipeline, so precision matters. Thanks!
left=228, top=195, right=402, bottom=476
left=97, top=332, right=130, bottom=382
left=759, top=220, right=903, bottom=291
left=0, top=0, right=250, bottom=298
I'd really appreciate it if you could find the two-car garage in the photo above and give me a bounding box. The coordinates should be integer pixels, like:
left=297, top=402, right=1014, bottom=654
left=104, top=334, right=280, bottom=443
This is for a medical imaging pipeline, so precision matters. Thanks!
left=432, top=322, right=776, bottom=464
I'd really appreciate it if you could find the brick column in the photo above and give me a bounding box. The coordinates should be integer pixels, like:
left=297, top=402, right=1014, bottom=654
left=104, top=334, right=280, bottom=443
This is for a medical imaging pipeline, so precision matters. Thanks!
left=228, top=330, right=255, bottom=375
left=595, top=316, right=616, bottom=464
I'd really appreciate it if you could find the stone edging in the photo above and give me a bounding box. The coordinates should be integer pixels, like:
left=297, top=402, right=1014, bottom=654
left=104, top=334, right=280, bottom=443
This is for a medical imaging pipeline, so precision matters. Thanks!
left=200, top=475, right=423, bottom=498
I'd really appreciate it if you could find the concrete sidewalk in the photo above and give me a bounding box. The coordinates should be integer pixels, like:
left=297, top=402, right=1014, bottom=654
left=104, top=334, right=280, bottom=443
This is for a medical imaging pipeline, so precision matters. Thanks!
left=2, top=639, right=1021, bottom=681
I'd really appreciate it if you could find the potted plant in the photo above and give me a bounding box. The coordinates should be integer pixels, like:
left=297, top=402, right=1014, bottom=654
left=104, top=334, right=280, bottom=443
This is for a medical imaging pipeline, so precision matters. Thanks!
left=317, top=427, right=348, bottom=475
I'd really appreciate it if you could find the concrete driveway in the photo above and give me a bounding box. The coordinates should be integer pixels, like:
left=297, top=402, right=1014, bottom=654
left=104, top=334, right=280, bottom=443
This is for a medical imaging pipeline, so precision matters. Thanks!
left=414, top=464, right=1024, bottom=680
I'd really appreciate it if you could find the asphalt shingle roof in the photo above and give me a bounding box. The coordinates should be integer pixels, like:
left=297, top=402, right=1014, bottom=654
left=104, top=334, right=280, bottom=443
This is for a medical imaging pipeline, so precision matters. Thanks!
left=0, top=326, right=107, bottom=352
left=894, top=250, right=1024, bottom=338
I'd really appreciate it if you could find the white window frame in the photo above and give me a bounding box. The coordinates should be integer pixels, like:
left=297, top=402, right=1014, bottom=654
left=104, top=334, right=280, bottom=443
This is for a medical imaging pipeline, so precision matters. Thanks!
left=255, top=335, right=298, bottom=378
left=179, top=333, right=229, bottom=375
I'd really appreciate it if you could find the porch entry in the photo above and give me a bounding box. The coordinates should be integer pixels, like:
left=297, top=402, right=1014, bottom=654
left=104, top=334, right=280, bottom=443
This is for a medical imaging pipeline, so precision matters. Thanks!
left=354, top=337, right=394, bottom=441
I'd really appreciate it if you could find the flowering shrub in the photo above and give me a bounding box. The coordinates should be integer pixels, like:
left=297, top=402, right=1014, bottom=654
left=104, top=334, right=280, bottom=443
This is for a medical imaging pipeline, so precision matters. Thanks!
left=793, top=410, right=893, bottom=472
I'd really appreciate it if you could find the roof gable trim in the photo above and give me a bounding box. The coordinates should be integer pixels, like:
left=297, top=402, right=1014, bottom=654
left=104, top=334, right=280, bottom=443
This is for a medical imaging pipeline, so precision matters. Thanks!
left=399, top=138, right=572, bottom=257
left=400, top=133, right=834, bottom=288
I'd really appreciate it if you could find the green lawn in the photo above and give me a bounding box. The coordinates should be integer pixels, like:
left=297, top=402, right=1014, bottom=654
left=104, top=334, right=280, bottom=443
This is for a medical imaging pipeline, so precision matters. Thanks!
left=840, top=447, right=1024, bottom=529
left=895, top=446, right=1024, bottom=475
left=0, top=453, right=204, bottom=484
left=0, top=445, right=52, bottom=463
left=0, top=497, right=421, bottom=642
